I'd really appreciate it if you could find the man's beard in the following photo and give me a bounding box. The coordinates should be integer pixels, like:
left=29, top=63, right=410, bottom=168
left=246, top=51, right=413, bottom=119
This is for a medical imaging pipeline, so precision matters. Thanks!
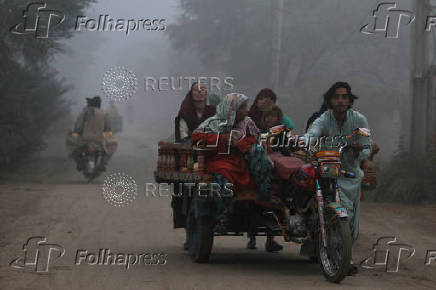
left=333, top=105, right=348, bottom=113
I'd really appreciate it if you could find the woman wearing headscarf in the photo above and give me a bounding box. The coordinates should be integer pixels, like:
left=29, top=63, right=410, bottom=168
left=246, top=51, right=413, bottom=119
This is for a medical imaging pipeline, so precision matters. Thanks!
left=192, top=93, right=282, bottom=251
left=176, top=82, right=216, bottom=142
left=193, top=93, right=262, bottom=190
left=175, top=83, right=216, bottom=250
left=249, top=88, right=295, bottom=131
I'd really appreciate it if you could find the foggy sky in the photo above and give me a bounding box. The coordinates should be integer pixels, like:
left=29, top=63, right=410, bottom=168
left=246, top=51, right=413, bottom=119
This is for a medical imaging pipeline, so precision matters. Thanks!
left=53, top=0, right=421, bottom=161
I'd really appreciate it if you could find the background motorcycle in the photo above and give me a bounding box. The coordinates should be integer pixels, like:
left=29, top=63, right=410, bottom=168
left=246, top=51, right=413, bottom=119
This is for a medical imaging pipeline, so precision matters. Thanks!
left=80, top=143, right=105, bottom=182
left=67, top=131, right=116, bottom=182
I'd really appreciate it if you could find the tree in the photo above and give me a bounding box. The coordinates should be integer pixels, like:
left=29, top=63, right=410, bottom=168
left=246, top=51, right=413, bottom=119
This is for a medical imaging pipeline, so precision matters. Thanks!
left=167, top=0, right=409, bottom=132
left=0, top=0, right=95, bottom=171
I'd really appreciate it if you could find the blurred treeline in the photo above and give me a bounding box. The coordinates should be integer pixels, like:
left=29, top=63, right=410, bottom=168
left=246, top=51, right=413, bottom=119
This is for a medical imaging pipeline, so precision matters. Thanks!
left=167, top=0, right=409, bottom=150
left=368, top=150, right=436, bottom=204
left=0, top=0, right=95, bottom=171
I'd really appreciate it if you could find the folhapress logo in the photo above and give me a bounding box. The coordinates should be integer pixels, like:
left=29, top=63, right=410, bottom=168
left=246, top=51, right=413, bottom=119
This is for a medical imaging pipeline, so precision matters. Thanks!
left=361, top=2, right=415, bottom=38
left=360, top=236, right=416, bottom=272
left=10, top=237, right=65, bottom=273
left=75, top=15, right=166, bottom=35
left=10, top=2, right=65, bottom=39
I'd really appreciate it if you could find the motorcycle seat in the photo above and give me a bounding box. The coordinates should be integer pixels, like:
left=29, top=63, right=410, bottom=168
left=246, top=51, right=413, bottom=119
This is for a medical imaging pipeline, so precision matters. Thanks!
left=269, top=152, right=305, bottom=180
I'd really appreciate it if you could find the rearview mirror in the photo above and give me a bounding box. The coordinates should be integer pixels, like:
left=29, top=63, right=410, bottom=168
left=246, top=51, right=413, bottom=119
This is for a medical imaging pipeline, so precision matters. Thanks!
left=355, top=128, right=371, bottom=137
left=268, top=125, right=285, bottom=136
left=346, top=128, right=371, bottom=140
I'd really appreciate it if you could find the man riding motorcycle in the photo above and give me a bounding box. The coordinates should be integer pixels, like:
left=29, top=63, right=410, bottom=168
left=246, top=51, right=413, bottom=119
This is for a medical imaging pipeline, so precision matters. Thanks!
left=304, top=82, right=371, bottom=276
left=71, top=96, right=113, bottom=172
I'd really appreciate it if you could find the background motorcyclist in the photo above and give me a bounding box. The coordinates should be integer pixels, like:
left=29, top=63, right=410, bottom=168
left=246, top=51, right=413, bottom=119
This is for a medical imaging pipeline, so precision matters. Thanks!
left=71, top=96, right=112, bottom=172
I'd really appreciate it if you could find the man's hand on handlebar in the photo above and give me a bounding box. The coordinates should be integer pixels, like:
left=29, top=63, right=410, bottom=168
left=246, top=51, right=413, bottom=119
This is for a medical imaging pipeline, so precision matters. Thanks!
left=351, top=141, right=364, bottom=158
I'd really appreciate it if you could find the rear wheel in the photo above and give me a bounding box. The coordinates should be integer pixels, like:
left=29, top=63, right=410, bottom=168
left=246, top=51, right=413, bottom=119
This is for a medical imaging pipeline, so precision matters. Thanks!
left=316, top=214, right=352, bottom=283
left=187, top=206, right=214, bottom=263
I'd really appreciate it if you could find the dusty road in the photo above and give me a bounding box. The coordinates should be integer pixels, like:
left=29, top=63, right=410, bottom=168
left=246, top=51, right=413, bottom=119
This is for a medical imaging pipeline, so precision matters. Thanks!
left=0, top=135, right=435, bottom=289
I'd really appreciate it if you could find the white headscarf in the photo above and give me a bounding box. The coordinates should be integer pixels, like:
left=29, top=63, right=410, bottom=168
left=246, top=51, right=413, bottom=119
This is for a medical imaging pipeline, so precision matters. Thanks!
left=196, top=93, right=248, bottom=133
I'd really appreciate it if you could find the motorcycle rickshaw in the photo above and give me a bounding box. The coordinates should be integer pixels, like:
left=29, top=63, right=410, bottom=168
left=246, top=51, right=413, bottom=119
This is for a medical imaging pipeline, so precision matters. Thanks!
left=154, top=125, right=370, bottom=283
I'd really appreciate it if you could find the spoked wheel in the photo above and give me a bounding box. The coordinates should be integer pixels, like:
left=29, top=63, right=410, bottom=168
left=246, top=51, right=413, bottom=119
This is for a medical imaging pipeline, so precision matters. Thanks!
left=187, top=206, right=214, bottom=263
left=316, top=213, right=352, bottom=283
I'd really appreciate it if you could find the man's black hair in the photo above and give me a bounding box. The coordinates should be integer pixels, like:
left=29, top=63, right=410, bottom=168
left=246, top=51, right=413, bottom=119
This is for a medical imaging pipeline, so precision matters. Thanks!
left=86, top=96, right=101, bottom=108
left=305, top=103, right=328, bottom=132
left=323, top=82, right=358, bottom=109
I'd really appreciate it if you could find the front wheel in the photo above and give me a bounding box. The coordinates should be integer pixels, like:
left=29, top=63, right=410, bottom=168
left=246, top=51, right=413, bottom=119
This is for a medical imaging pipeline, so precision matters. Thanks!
left=316, top=215, right=352, bottom=283
left=187, top=206, right=214, bottom=263
left=83, top=155, right=103, bottom=182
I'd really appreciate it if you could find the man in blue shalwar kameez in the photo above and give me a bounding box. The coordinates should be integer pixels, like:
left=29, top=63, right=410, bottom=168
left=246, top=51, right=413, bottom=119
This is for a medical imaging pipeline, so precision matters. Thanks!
left=304, top=82, right=371, bottom=276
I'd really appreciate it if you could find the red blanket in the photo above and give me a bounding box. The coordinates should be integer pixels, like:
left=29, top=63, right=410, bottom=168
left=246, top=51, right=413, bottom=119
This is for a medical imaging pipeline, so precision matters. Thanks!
left=192, top=132, right=257, bottom=186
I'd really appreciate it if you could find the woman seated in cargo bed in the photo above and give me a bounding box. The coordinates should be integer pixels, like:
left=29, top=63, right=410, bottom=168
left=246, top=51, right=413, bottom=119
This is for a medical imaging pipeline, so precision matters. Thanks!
left=192, top=93, right=282, bottom=234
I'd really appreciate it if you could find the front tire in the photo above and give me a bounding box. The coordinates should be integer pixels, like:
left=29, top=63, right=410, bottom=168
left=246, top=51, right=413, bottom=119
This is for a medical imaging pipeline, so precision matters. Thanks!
left=316, top=214, right=352, bottom=283
left=187, top=206, right=214, bottom=263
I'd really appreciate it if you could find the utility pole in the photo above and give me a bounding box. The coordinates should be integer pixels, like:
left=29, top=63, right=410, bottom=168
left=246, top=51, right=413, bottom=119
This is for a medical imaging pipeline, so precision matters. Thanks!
left=428, top=66, right=436, bottom=152
left=428, top=2, right=436, bottom=152
left=271, top=0, right=284, bottom=92
left=410, top=0, right=430, bottom=156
